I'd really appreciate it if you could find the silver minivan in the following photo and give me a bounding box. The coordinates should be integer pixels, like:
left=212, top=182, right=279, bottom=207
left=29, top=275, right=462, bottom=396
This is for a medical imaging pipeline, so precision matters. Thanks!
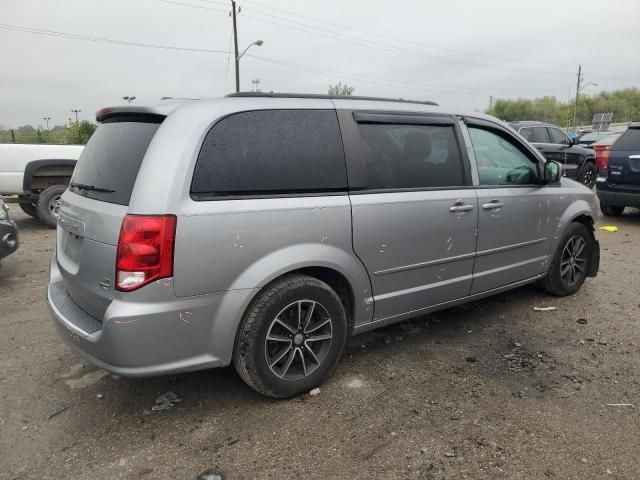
left=47, top=94, right=600, bottom=398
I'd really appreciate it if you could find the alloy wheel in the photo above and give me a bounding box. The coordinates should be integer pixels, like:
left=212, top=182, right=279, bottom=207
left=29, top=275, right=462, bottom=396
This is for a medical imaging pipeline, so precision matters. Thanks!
left=560, top=235, right=587, bottom=286
left=264, top=300, right=333, bottom=381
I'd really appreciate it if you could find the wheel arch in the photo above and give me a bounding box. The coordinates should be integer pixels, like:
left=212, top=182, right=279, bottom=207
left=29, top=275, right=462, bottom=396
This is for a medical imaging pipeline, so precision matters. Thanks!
left=22, top=159, right=77, bottom=193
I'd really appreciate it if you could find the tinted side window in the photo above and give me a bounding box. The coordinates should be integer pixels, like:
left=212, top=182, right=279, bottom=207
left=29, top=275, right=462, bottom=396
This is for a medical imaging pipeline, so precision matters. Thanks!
left=548, top=127, right=569, bottom=145
left=191, top=110, right=347, bottom=196
left=355, top=123, right=465, bottom=189
left=469, top=127, right=538, bottom=186
left=612, top=128, right=640, bottom=150
left=519, top=127, right=550, bottom=143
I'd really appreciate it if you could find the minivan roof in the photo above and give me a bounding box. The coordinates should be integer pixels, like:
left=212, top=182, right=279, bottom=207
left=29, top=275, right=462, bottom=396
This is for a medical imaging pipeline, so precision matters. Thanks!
left=95, top=94, right=501, bottom=125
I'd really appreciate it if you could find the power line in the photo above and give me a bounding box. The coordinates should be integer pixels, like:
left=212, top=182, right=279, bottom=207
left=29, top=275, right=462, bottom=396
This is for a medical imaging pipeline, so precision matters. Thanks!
left=239, top=0, right=640, bottom=76
left=160, top=0, right=575, bottom=75
left=0, top=23, right=229, bottom=54
left=245, top=54, right=572, bottom=98
left=246, top=54, right=568, bottom=95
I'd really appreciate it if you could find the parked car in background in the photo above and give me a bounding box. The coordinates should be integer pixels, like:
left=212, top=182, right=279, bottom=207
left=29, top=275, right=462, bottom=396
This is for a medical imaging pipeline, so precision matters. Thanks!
left=0, top=199, right=19, bottom=265
left=47, top=94, right=600, bottom=398
left=596, top=123, right=640, bottom=216
left=0, top=144, right=84, bottom=227
left=590, top=132, right=623, bottom=173
left=509, top=121, right=597, bottom=187
left=578, top=130, right=616, bottom=146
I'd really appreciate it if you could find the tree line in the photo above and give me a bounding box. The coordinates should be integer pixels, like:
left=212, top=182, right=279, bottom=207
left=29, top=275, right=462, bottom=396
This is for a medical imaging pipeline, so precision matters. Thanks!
left=487, top=88, right=640, bottom=128
left=0, top=121, right=97, bottom=145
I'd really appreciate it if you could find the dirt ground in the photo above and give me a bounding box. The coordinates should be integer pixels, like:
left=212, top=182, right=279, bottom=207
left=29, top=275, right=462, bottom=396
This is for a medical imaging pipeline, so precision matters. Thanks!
left=1, top=207, right=639, bottom=480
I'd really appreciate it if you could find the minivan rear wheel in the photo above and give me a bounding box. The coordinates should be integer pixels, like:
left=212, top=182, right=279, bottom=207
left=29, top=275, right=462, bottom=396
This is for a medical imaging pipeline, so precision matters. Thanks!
left=600, top=201, right=625, bottom=217
left=542, top=222, right=593, bottom=296
left=233, top=275, right=347, bottom=398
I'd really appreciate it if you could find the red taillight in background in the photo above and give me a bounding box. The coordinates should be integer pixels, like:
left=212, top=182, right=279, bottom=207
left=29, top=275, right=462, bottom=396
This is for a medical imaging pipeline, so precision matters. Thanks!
left=116, top=215, right=176, bottom=291
left=593, top=144, right=610, bottom=172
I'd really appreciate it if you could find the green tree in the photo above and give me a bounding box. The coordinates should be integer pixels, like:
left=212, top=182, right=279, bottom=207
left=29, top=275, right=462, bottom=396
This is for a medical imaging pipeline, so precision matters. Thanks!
left=328, top=82, right=355, bottom=96
left=487, top=88, right=640, bottom=128
left=64, top=120, right=97, bottom=144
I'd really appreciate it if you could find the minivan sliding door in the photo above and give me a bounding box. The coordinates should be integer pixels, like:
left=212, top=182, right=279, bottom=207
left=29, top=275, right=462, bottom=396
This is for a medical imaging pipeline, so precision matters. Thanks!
left=339, top=111, right=477, bottom=323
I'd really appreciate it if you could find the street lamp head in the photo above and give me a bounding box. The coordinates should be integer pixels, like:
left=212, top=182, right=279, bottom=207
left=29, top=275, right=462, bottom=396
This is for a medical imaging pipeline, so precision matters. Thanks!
left=254, top=40, right=263, bottom=46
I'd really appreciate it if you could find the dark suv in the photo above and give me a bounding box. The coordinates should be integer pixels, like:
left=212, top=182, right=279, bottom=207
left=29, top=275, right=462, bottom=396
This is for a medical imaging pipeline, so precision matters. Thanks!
left=510, top=121, right=597, bottom=188
left=596, top=124, right=640, bottom=216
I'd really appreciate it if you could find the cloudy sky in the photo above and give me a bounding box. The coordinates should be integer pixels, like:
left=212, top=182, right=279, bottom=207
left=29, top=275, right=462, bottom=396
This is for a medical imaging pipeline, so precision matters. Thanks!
left=1, top=0, right=639, bottom=128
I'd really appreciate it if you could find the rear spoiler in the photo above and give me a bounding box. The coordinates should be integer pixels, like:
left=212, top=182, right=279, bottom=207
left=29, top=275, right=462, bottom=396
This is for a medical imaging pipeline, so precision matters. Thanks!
left=95, top=101, right=191, bottom=123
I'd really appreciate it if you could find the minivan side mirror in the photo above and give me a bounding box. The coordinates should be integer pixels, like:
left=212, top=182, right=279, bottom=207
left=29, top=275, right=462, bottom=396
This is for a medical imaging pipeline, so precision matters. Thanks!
left=543, top=160, right=563, bottom=184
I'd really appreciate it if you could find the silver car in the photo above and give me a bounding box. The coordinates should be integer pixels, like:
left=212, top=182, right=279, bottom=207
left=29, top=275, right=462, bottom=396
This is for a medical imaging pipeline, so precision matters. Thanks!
left=47, top=94, right=600, bottom=398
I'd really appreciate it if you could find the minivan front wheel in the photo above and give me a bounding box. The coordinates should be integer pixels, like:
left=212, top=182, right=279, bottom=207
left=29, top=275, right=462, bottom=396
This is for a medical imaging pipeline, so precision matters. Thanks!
left=234, top=275, right=347, bottom=398
left=542, top=222, right=593, bottom=296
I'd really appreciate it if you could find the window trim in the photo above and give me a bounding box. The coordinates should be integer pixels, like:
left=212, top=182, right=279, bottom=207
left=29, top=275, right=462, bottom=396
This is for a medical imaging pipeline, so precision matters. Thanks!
left=463, top=117, right=544, bottom=188
left=190, top=108, right=349, bottom=200
left=547, top=126, right=570, bottom=145
left=519, top=125, right=551, bottom=144
left=338, top=110, right=473, bottom=193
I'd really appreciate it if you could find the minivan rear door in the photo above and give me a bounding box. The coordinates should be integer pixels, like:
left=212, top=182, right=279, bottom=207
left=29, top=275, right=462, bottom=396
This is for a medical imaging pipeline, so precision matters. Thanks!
left=56, top=117, right=162, bottom=319
left=339, top=111, right=477, bottom=322
left=608, top=126, right=640, bottom=186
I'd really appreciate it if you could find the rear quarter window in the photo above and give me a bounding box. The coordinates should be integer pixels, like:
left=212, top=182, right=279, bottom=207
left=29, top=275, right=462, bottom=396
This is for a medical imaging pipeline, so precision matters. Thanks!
left=70, top=121, right=161, bottom=205
left=612, top=128, right=640, bottom=150
left=191, top=109, right=347, bottom=196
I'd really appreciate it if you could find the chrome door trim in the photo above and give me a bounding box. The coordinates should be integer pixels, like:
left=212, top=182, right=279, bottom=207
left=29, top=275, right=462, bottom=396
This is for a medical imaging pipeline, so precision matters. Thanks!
left=373, top=251, right=477, bottom=276
left=475, top=237, right=547, bottom=257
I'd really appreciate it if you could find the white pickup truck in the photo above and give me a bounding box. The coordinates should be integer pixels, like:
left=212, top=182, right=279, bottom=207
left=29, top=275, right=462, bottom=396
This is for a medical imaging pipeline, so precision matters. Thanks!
left=0, top=144, right=84, bottom=227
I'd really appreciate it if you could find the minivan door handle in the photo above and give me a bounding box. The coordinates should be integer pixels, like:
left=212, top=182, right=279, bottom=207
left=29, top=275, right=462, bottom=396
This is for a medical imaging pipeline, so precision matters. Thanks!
left=482, top=199, right=504, bottom=210
left=449, top=201, right=474, bottom=213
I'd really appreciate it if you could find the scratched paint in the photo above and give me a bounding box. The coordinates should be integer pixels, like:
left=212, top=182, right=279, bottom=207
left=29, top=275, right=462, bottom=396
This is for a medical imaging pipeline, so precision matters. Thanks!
left=179, top=311, right=193, bottom=323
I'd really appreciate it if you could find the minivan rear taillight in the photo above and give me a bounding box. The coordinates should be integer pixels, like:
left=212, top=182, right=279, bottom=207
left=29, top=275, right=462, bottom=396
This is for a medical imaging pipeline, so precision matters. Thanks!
left=116, top=215, right=176, bottom=291
left=593, top=144, right=610, bottom=171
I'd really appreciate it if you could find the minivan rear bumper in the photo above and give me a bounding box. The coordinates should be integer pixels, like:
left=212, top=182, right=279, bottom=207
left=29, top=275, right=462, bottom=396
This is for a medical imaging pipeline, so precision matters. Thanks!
left=47, top=256, right=254, bottom=377
left=596, top=178, right=640, bottom=208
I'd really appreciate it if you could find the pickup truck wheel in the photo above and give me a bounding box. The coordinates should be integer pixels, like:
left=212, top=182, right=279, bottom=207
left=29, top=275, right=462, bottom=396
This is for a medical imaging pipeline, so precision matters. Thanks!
left=234, top=275, right=347, bottom=398
left=37, top=185, right=66, bottom=228
left=578, top=162, right=596, bottom=188
left=18, top=198, right=38, bottom=218
left=542, top=222, right=593, bottom=297
left=600, top=201, right=624, bottom=217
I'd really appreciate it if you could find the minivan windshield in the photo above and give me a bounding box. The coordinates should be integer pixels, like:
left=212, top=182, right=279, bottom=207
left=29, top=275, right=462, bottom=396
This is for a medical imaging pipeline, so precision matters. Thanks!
left=70, top=120, right=161, bottom=205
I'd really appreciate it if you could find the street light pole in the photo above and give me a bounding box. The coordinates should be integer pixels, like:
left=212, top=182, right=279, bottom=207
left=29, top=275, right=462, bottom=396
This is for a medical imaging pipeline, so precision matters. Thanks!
left=43, top=116, right=51, bottom=130
left=70, top=109, right=81, bottom=144
left=572, top=65, right=582, bottom=131
left=235, top=40, right=264, bottom=93
left=122, top=96, right=136, bottom=103
left=232, top=0, right=240, bottom=93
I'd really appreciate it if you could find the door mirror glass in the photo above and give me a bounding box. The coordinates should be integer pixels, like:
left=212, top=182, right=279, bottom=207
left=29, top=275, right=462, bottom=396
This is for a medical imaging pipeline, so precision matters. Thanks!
left=543, top=160, right=563, bottom=184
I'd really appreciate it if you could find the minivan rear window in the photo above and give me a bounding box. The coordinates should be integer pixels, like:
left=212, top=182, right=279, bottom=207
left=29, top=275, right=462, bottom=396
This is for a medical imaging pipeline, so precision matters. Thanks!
left=612, top=127, right=640, bottom=150
left=69, top=121, right=161, bottom=205
left=191, top=109, right=347, bottom=197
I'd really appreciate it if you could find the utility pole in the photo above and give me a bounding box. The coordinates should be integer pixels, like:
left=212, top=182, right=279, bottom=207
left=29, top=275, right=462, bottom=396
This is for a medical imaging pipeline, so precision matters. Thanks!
left=231, top=0, right=240, bottom=93
left=43, top=116, right=51, bottom=130
left=71, top=109, right=81, bottom=144
left=489, top=95, right=493, bottom=112
left=572, top=64, right=582, bottom=131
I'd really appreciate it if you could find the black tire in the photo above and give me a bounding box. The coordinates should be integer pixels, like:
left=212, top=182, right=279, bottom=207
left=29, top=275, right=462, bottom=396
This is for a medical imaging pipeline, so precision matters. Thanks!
left=18, top=199, right=38, bottom=218
left=600, top=201, right=624, bottom=217
left=233, top=274, right=347, bottom=398
left=36, top=185, right=66, bottom=228
left=542, top=222, right=594, bottom=297
left=578, top=162, right=596, bottom=188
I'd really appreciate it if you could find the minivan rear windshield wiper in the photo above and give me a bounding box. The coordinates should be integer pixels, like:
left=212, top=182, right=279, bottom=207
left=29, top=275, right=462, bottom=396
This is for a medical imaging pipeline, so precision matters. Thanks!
left=70, top=182, right=116, bottom=193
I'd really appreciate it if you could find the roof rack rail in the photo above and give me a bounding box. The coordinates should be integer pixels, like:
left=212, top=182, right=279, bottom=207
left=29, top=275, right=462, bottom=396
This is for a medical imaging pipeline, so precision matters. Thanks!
left=226, top=92, right=438, bottom=106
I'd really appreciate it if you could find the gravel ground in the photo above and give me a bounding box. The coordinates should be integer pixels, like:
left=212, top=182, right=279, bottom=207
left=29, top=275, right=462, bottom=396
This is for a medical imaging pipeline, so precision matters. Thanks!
left=1, top=207, right=639, bottom=480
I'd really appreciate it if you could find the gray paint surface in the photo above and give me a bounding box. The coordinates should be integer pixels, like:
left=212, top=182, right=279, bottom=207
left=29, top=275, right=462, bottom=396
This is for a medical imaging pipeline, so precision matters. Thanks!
left=48, top=96, right=598, bottom=376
